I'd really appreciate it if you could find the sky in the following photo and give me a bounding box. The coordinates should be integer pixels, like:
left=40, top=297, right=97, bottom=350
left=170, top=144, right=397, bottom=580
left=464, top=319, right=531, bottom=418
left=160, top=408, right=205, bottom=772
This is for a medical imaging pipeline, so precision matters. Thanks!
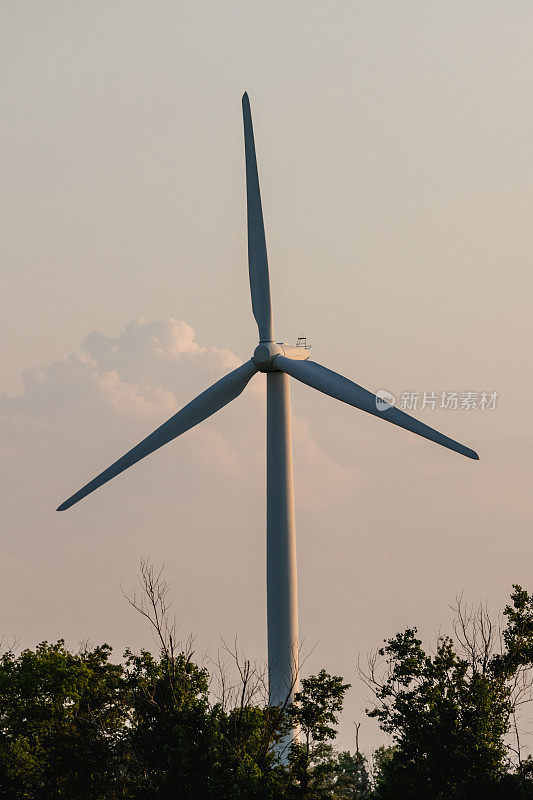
left=1, top=1, right=533, bottom=753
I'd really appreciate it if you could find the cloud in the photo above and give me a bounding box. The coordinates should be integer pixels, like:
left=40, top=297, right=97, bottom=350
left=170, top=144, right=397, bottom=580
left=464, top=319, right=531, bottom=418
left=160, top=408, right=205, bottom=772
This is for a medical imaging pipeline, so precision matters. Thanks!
left=2, top=353, right=174, bottom=429
left=1, top=318, right=363, bottom=507
left=82, top=319, right=241, bottom=398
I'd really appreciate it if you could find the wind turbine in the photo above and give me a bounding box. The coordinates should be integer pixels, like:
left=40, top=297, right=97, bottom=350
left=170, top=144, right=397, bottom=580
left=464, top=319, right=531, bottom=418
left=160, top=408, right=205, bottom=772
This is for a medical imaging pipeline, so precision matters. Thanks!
left=58, top=93, right=479, bottom=710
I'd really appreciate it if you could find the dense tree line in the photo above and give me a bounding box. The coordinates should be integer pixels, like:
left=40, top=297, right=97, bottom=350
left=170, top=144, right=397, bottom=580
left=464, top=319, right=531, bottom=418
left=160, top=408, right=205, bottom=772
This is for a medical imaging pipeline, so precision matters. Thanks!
left=1, top=572, right=533, bottom=798
left=0, top=640, right=364, bottom=799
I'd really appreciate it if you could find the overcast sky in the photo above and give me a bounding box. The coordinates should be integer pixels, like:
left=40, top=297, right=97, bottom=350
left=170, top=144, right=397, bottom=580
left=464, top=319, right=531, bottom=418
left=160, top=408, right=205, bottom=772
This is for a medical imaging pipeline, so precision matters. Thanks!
left=2, top=1, right=532, bottom=752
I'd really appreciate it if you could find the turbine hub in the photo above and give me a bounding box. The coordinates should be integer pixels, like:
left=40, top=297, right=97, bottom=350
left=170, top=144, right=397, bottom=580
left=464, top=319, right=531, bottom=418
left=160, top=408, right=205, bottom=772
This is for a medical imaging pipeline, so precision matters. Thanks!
left=253, top=342, right=283, bottom=371
left=253, top=341, right=311, bottom=371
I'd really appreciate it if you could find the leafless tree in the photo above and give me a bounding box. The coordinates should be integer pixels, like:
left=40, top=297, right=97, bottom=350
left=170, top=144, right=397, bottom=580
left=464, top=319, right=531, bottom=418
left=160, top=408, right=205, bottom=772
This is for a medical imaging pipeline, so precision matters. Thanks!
left=123, top=558, right=185, bottom=660
left=211, top=637, right=269, bottom=711
left=0, top=634, right=19, bottom=656
left=450, top=595, right=498, bottom=675
left=123, top=557, right=198, bottom=708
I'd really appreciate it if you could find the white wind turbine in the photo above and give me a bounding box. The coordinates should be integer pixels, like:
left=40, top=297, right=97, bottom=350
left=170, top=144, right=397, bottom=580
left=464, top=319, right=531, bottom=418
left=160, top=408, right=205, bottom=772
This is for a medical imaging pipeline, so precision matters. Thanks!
left=58, top=93, right=479, bottom=708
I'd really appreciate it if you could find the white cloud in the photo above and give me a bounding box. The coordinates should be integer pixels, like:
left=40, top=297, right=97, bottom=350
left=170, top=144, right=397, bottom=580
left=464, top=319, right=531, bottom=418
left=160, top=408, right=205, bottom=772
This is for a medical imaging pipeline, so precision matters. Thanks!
left=82, top=319, right=242, bottom=398
left=0, top=318, right=362, bottom=504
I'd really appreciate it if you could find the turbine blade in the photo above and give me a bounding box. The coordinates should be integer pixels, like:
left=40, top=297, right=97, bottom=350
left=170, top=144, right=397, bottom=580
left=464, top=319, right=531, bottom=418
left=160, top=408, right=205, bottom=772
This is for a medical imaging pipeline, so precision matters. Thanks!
left=242, top=92, right=273, bottom=342
left=57, top=359, right=258, bottom=511
left=275, top=356, right=479, bottom=460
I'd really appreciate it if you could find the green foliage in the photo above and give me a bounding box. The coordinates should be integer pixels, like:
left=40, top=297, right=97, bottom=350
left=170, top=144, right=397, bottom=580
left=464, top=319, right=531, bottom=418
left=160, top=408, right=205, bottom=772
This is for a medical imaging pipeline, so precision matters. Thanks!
left=285, top=671, right=351, bottom=798
left=290, top=670, right=351, bottom=747
left=0, top=640, right=350, bottom=799
left=3, top=585, right=533, bottom=798
left=493, top=585, right=533, bottom=678
left=123, top=647, right=286, bottom=799
left=0, top=640, right=127, bottom=799
left=332, top=748, right=371, bottom=798
left=122, top=647, right=213, bottom=798
left=365, top=586, right=533, bottom=800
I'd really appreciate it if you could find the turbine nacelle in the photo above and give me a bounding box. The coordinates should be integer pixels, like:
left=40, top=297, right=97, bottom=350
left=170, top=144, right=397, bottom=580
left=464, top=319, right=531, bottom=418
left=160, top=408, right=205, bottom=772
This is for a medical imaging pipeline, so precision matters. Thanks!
left=253, top=342, right=311, bottom=372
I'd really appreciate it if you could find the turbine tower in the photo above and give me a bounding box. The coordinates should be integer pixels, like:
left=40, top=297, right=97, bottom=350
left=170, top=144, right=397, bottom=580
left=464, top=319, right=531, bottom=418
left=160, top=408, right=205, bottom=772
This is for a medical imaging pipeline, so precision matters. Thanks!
left=58, top=93, right=479, bottom=712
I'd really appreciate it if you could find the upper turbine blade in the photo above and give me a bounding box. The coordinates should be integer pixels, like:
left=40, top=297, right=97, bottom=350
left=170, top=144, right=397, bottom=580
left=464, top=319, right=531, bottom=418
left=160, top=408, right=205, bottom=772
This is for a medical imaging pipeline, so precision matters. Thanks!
left=242, top=92, right=273, bottom=342
left=275, top=356, right=479, bottom=460
left=57, top=359, right=258, bottom=511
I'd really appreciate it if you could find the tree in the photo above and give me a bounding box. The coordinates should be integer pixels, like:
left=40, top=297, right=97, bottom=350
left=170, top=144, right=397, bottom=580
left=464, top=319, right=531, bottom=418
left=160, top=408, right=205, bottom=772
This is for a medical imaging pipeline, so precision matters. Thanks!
left=361, top=587, right=533, bottom=800
left=285, top=670, right=351, bottom=798
left=330, top=722, right=371, bottom=799
left=329, top=747, right=371, bottom=799
left=122, top=560, right=360, bottom=799
left=0, top=640, right=127, bottom=800
left=122, top=559, right=288, bottom=799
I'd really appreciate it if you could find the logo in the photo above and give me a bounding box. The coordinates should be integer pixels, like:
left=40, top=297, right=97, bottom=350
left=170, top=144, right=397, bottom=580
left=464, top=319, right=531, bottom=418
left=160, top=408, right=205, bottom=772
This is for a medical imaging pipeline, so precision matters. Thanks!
left=375, top=389, right=395, bottom=411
